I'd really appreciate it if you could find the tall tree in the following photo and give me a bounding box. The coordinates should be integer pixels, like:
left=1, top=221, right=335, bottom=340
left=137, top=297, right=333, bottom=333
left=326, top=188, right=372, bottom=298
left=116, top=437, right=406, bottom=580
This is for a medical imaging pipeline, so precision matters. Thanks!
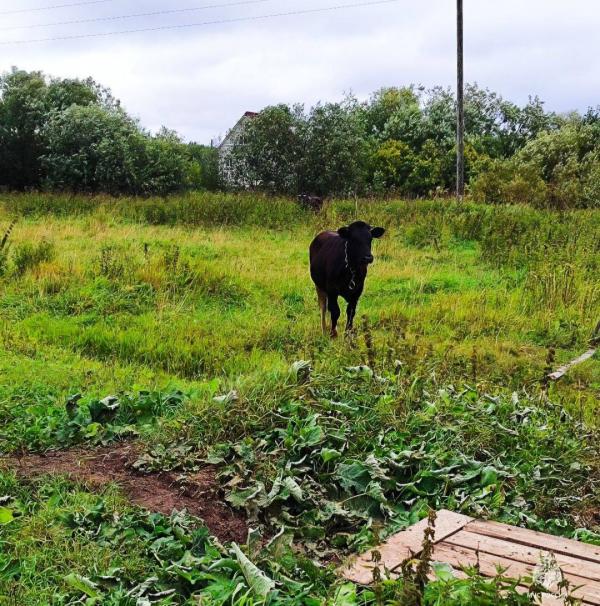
left=0, top=69, right=48, bottom=189
left=299, top=100, right=368, bottom=196
left=229, top=104, right=303, bottom=193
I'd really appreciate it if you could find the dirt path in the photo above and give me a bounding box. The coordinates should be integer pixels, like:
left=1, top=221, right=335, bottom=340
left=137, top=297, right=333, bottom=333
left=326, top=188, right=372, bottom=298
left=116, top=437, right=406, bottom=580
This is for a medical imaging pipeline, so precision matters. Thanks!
left=2, top=443, right=247, bottom=544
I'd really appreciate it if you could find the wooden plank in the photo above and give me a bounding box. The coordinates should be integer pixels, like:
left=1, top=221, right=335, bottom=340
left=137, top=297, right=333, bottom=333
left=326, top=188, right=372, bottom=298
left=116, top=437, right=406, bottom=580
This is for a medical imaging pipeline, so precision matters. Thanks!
left=348, top=545, right=566, bottom=605
left=426, top=567, right=565, bottom=606
left=341, top=513, right=600, bottom=604
left=446, top=529, right=600, bottom=581
left=341, top=510, right=472, bottom=585
left=547, top=348, right=597, bottom=381
left=433, top=542, right=600, bottom=604
left=466, top=519, right=600, bottom=564
left=536, top=593, right=573, bottom=606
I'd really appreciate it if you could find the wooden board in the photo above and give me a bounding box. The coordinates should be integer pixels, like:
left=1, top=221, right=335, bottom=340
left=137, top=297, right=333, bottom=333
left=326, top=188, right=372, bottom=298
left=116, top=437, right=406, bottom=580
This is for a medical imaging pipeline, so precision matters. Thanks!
left=341, top=510, right=472, bottom=585
left=466, top=519, right=600, bottom=564
left=340, top=510, right=600, bottom=605
left=445, top=529, right=600, bottom=581
left=432, top=542, right=600, bottom=604
left=547, top=348, right=597, bottom=381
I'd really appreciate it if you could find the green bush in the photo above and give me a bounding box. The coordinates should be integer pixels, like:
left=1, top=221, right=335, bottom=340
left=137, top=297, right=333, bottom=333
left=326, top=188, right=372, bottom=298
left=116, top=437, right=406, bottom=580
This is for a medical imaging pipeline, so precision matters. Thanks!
left=227, top=85, right=561, bottom=199
left=187, top=143, right=220, bottom=190
left=0, top=68, right=200, bottom=196
left=4, top=67, right=598, bottom=206
left=12, top=240, right=55, bottom=275
left=472, top=158, right=549, bottom=207
left=371, top=139, right=415, bottom=192
left=42, top=107, right=198, bottom=196
left=472, top=120, right=600, bottom=209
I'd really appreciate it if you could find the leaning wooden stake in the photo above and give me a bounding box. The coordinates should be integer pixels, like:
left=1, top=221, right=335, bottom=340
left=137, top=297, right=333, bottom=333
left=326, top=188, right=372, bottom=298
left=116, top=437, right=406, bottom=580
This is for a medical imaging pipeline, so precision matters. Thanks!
left=547, top=348, right=597, bottom=382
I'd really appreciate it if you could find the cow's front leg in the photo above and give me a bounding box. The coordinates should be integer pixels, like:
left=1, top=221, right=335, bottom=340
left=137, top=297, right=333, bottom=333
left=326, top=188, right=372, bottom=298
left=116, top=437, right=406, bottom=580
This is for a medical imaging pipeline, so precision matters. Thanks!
left=327, top=294, right=340, bottom=338
left=345, top=299, right=358, bottom=334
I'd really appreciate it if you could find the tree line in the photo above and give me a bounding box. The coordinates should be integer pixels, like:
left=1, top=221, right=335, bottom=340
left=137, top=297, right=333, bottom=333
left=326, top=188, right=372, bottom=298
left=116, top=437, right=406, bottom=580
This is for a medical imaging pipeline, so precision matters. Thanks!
left=0, top=68, right=218, bottom=196
left=2, top=67, right=599, bottom=207
left=229, top=87, right=600, bottom=208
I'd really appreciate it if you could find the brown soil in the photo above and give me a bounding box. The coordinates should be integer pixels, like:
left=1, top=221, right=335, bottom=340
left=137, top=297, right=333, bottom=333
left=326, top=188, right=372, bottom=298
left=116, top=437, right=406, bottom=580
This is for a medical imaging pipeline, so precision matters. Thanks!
left=3, top=443, right=247, bottom=544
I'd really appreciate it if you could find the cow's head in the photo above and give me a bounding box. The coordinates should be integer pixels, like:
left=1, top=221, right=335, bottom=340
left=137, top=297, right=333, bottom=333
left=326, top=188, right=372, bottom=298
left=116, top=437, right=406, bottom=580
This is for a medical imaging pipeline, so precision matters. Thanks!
left=338, top=221, right=385, bottom=266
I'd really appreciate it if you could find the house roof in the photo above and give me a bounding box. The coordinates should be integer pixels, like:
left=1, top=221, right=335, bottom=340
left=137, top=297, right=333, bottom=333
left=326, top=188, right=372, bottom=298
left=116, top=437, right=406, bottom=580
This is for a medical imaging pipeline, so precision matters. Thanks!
left=219, top=111, right=259, bottom=148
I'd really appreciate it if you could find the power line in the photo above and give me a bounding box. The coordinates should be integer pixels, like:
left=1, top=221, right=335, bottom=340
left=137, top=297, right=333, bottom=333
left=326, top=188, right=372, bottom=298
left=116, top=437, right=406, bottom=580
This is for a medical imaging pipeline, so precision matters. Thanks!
left=0, top=0, right=277, bottom=31
left=0, top=0, right=118, bottom=16
left=0, top=0, right=400, bottom=45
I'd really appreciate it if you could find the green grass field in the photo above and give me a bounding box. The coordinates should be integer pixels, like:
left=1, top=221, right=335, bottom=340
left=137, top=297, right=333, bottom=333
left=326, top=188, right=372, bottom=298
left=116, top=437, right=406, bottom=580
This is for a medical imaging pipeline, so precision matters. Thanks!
left=1, top=193, right=599, bottom=604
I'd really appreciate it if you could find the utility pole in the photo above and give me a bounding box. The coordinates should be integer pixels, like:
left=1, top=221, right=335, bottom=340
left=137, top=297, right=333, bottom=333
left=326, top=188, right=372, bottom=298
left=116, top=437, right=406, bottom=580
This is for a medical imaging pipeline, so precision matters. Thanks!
left=456, top=0, right=465, bottom=200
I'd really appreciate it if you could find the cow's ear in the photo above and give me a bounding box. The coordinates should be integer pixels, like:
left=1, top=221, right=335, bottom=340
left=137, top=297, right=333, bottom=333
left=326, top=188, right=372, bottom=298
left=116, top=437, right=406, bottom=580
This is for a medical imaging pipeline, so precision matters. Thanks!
left=338, top=226, right=351, bottom=239
left=371, top=227, right=385, bottom=238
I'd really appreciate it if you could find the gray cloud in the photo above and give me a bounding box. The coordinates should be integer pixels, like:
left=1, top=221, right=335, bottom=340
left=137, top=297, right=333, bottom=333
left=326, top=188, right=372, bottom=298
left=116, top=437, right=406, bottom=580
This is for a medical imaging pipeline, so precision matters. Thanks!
left=1, top=0, right=599, bottom=143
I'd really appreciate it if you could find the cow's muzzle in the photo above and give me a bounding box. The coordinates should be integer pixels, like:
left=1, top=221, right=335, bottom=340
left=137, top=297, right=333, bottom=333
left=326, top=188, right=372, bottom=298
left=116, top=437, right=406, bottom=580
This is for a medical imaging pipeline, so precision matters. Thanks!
left=363, top=255, right=374, bottom=264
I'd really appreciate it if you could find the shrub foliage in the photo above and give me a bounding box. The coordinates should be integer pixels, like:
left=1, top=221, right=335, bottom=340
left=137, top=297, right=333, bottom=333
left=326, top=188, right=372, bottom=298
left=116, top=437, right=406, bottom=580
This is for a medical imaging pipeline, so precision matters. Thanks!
left=2, top=67, right=600, bottom=205
left=227, top=86, right=600, bottom=206
left=0, top=68, right=213, bottom=195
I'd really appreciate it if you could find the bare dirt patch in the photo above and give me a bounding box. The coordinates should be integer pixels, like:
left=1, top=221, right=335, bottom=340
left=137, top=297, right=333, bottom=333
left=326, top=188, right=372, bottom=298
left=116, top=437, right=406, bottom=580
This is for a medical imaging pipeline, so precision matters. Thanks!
left=3, top=443, right=247, bottom=544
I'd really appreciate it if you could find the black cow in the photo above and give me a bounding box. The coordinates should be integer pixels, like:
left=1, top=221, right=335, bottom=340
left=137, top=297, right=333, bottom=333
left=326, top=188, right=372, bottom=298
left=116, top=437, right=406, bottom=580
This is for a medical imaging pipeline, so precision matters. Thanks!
left=309, top=221, right=385, bottom=337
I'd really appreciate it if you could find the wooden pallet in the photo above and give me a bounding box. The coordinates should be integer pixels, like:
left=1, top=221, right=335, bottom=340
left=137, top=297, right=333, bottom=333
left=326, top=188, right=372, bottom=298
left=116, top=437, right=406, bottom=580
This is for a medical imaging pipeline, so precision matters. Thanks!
left=341, top=510, right=600, bottom=605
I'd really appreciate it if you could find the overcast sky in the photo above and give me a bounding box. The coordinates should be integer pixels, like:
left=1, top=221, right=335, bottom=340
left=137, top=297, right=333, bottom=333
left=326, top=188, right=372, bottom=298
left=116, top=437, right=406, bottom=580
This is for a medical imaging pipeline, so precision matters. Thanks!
left=1, top=0, right=599, bottom=143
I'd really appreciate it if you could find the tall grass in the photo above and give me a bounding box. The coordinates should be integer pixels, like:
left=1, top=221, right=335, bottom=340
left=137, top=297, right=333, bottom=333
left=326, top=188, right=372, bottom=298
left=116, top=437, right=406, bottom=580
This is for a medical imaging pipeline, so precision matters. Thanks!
left=0, top=193, right=598, bottom=423
left=2, top=191, right=305, bottom=228
left=1, top=192, right=599, bottom=605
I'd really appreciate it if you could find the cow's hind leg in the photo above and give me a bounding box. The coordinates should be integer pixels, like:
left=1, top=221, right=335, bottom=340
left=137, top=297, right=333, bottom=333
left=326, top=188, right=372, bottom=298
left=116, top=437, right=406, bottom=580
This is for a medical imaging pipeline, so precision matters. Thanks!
left=327, top=293, right=341, bottom=338
left=316, top=286, right=327, bottom=335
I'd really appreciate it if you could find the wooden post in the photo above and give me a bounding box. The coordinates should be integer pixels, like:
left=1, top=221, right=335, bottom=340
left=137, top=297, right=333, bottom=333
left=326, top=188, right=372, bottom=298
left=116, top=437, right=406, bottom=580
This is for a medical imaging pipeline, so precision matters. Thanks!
left=456, top=0, right=465, bottom=200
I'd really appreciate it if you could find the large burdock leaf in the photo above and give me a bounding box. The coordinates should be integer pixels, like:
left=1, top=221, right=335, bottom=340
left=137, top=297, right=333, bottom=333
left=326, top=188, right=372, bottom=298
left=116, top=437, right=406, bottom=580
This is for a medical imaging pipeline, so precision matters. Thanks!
left=363, top=454, right=390, bottom=480
left=88, top=395, right=120, bottom=424
left=431, top=561, right=456, bottom=581
left=344, top=365, right=373, bottom=379
left=336, top=462, right=372, bottom=492
left=331, top=582, right=358, bottom=605
left=64, top=573, right=101, bottom=598
left=227, top=483, right=265, bottom=509
left=282, top=476, right=303, bottom=502
left=321, top=448, right=342, bottom=463
left=213, top=390, right=239, bottom=404
left=290, top=360, right=312, bottom=384
left=231, top=543, right=275, bottom=598
left=336, top=456, right=390, bottom=493
left=0, top=507, right=13, bottom=524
